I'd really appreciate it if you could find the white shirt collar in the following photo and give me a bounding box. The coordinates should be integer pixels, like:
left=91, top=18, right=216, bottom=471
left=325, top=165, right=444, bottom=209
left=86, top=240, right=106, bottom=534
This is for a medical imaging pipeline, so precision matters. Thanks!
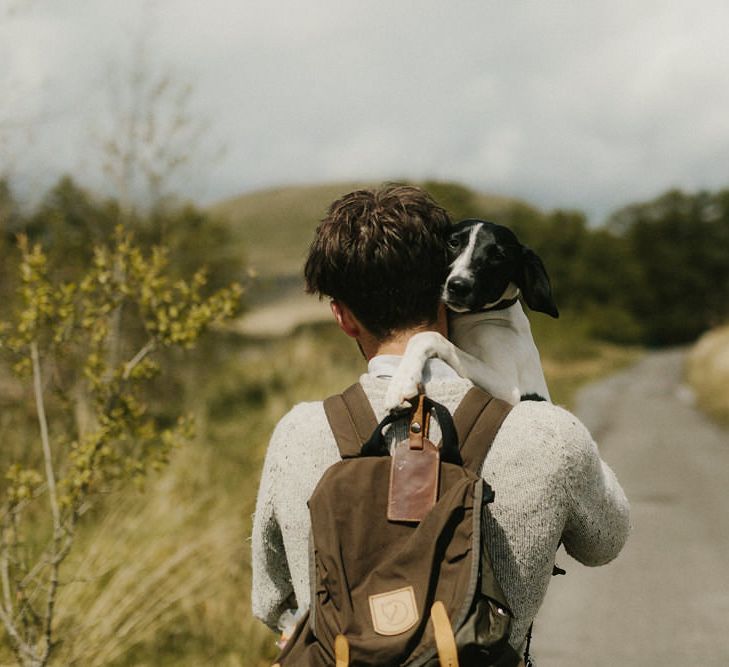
left=367, top=354, right=461, bottom=381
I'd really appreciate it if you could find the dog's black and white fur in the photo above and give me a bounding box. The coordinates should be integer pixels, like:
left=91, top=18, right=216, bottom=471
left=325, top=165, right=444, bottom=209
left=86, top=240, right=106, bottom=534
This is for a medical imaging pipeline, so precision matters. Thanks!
left=384, top=219, right=559, bottom=410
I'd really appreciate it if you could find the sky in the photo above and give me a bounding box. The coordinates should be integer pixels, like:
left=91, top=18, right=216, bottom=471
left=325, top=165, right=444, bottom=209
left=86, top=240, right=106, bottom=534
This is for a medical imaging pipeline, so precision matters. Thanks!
left=2, top=0, right=729, bottom=224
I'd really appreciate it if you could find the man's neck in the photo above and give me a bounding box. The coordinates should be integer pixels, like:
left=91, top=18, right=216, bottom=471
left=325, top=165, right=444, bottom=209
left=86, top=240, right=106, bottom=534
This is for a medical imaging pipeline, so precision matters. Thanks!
left=363, top=310, right=448, bottom=360
left=371, top=330, right=423, bottom=357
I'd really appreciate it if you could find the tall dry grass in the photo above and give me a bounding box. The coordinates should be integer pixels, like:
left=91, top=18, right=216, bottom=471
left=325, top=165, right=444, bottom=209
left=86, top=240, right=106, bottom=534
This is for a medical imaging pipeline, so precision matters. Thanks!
left=51, top=443, right=271, bottom=667
left=686, top=324, right=729, bottom=426
left=48, top=325, right=363, bottom=667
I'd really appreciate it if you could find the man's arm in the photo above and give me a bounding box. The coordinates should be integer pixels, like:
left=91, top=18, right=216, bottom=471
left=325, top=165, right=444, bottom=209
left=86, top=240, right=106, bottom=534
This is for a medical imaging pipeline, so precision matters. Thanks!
left=559, top=414, right=631, bottom=565
left=251, top=418, right=295, bottom=631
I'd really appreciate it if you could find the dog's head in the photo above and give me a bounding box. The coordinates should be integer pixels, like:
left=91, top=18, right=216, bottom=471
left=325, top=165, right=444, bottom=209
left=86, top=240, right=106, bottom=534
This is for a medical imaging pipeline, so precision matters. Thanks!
left=443, top=219, right=559, bottom=318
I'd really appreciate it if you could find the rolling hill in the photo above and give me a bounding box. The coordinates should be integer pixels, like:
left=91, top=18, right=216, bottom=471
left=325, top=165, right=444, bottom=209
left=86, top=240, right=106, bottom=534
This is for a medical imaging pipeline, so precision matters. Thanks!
left=209, top=180, right=532, bottom=281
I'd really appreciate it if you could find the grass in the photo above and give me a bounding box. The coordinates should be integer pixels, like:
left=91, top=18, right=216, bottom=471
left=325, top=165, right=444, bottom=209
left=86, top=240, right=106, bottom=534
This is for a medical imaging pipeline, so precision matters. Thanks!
left=530, top=311, right=643, bottom=406
left=54, top=460, right=245, bottom=667
left=686, top=324, right=729, bottom=427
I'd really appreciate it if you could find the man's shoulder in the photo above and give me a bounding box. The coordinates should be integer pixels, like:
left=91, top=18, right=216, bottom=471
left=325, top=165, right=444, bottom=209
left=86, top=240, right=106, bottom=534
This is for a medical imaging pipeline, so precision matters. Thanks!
left=498, top=399, right=597, bottom=461
left=267, top=399, right=340, bottom=479
left=507, top=399, right=590, bottom=434
left=276, top=399, right=326, bottom=423
left=271, top=400, right=328, bottom=444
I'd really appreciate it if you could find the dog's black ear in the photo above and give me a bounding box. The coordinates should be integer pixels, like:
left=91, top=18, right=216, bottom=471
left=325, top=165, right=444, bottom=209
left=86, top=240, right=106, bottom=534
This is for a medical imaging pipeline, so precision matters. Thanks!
left=517, top=247, right=559, bottom=318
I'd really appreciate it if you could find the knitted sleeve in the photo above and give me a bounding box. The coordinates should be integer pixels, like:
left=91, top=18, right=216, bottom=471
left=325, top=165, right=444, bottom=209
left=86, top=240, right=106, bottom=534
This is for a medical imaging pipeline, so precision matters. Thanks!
left=559, top=412, right=631, bottom=566
left=251, top=413, right=296, bottom=631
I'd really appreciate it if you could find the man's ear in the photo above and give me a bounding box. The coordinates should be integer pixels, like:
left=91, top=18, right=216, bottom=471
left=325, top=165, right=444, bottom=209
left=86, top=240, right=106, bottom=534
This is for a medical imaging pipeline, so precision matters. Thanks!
left=517, top=248, right=559, bottom=318
left=330, top=300, right=362, bottom=338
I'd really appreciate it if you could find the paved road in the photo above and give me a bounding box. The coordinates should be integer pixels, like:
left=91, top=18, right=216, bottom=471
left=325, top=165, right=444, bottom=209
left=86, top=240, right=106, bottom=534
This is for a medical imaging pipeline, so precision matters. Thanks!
left=536, top=348, right=729, bottom=665
left=235, top=293, right=330, bottom=337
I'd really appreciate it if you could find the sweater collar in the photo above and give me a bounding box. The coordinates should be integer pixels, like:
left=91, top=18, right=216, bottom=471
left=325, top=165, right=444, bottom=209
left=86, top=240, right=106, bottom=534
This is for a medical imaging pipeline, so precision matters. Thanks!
left=367, top=355, right=461, bottom=381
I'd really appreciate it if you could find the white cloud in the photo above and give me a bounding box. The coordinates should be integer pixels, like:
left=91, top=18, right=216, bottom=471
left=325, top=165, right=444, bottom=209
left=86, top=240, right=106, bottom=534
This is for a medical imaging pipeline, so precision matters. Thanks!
left=3, top=0, right=729, bottom=222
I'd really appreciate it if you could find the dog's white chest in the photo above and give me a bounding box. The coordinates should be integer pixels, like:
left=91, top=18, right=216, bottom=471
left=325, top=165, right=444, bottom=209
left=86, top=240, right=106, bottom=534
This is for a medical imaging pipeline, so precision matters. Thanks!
left=449, top=304, right=550, bottom=401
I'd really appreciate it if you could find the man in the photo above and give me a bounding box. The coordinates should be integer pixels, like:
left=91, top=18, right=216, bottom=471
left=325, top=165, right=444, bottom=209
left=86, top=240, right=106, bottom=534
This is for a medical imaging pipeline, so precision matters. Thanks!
left=251, top=184, right=630, bottom=660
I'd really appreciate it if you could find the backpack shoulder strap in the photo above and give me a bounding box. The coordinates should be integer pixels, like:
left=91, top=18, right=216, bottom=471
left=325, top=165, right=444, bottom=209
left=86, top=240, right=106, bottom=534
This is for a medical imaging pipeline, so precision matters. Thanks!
left=323, top=383, right=378, bottom=459
left=452, top=387, right=513, bottom=475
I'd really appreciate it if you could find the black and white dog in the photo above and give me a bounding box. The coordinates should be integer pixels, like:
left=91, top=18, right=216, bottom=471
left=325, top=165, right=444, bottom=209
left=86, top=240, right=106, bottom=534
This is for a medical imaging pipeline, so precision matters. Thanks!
left=384, top=219, right=559, bottom=410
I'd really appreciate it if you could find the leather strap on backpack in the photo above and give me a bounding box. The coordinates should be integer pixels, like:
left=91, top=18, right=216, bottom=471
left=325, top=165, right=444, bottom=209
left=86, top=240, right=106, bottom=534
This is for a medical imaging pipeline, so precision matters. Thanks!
left=387, top=392, right=441, bottom=522
left=323, top=383, right=378, bottom=458
left=324, top=383, right=511, bottom=467
left=452, top=387, right=512, bottom=475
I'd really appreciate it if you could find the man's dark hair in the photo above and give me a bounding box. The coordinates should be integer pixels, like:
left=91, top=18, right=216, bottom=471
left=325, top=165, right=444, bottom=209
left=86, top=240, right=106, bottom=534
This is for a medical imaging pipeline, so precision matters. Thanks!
left=304, top=184, right=451, bottom=340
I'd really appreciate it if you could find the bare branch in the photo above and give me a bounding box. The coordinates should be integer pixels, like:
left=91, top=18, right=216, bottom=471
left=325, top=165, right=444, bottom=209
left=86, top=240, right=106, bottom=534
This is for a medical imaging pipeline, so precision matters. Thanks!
left=1, top=517, right=13, bottom=616
left=31, top=342, right=61, bottom=534
left=0, top=601, right=37, bottom=664
left=122, top=338, right=156, bottom=380
left=31, top=341, right=63, bottom=664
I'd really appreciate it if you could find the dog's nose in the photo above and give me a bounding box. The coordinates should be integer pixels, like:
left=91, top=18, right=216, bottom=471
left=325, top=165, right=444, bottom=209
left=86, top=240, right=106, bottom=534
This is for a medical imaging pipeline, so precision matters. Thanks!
left=446, top=276, right=472, bottom=299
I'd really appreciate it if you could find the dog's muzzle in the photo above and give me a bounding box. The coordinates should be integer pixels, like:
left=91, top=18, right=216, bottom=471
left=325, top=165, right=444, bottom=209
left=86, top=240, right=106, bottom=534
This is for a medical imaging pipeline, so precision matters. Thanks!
left=443, top=276, right=474, bottom=312
left=446, top=276, right=472, bottom=300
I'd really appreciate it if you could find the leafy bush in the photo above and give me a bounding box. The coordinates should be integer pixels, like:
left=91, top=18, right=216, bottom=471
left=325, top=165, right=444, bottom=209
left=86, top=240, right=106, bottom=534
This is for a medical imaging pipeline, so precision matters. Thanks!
left=0, top=229, right=241, bottom=666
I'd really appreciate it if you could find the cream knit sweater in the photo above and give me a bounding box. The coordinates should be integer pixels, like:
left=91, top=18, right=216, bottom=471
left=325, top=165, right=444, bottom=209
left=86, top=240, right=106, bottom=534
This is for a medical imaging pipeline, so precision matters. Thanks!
left=251, top=358, right=630, bottom=656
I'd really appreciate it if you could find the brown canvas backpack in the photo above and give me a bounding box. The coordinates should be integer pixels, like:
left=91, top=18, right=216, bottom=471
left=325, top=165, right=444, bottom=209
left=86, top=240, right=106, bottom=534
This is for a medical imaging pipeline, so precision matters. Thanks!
left=273, top=383, right=522, bottom=667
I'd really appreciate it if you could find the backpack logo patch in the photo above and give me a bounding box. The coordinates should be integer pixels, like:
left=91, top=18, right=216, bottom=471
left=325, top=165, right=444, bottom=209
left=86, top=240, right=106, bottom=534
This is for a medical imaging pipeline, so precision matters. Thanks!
left=369, top=586, right=419, bottom=636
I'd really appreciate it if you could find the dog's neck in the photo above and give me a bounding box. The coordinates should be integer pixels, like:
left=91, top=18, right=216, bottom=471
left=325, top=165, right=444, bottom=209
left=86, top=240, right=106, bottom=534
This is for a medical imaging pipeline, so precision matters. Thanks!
left=447, top=284, right=526, bottom=331
left=480, top=295, right=519, bottom=313
left=478, top=283, right=521, bottom=313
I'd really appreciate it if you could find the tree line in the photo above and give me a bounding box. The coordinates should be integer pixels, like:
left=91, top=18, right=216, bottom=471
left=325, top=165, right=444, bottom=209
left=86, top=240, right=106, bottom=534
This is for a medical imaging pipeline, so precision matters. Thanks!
left=425, top=181, right=729, bottom=345
left=3, top=175, right=729, bottom=348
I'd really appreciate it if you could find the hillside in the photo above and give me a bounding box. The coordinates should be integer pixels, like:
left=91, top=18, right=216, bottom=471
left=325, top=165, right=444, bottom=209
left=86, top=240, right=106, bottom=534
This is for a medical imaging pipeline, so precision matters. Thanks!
left=210, top=180, right=528, bottom=281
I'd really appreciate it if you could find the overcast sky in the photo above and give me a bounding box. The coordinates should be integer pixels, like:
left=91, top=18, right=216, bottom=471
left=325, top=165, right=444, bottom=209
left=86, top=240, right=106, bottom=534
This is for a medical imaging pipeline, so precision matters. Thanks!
left=2, top=0, right=729, bottom=223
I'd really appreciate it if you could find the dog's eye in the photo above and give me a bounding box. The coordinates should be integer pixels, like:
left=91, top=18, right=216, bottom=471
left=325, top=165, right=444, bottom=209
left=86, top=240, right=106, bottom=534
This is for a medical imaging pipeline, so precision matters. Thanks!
left=447, top=237, right=460, bottom=250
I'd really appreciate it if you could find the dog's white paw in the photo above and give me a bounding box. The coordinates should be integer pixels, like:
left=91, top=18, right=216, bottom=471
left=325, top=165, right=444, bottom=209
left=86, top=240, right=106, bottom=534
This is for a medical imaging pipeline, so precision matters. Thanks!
left=384, top=367, right=422, bottom=413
